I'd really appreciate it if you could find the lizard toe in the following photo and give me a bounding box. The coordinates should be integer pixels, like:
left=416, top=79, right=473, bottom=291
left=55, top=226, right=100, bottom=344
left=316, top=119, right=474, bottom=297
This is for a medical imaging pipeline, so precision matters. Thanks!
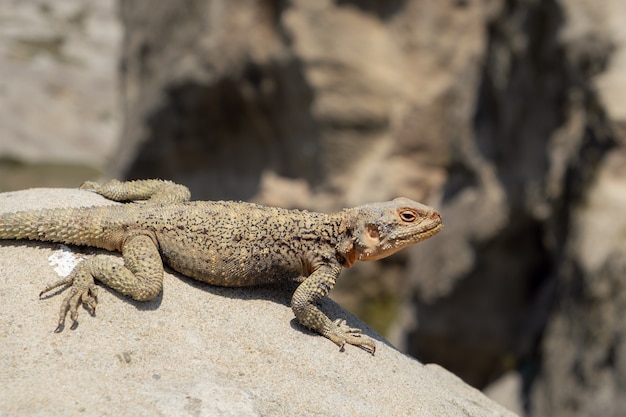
left=56, top=282, right=99, bottom=332
left=78, top=181, right=101, bottom=192
left=333, top=318, right=363, bottom=334
left=327, top=319, right=376, bottom=355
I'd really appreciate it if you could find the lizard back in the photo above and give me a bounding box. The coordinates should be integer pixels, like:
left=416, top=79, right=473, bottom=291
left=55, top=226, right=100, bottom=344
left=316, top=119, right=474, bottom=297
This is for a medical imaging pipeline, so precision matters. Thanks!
left=135, top=201, right=342, bottom=287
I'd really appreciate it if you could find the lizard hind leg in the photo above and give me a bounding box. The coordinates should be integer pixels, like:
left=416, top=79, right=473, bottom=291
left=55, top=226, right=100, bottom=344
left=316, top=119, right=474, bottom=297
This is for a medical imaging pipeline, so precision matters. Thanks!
left=80, top=179, right=191, bottom=204
left=40, top=233, right=164, bottom=332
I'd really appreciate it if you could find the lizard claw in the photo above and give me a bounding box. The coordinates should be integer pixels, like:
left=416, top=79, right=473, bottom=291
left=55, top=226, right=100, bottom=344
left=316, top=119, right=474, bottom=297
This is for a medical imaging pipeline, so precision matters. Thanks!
left=40, top=261, right=99, bottom=332
left=328, top=319, right=376, bottom=355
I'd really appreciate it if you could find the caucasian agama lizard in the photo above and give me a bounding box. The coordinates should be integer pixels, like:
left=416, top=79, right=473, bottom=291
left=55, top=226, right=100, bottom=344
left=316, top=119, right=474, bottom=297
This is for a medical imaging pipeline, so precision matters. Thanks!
left=0, top=179, right=442, bottom=353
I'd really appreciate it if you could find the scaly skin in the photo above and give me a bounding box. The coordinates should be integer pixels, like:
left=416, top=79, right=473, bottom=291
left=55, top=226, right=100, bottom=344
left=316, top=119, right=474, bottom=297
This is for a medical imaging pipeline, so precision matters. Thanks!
left=0, top=179, right=443, bottom=353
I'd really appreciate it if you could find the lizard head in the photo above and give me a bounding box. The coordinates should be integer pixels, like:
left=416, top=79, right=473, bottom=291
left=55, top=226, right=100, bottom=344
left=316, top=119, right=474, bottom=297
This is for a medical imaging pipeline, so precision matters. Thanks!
left=337, top=197, right=443, bottom=266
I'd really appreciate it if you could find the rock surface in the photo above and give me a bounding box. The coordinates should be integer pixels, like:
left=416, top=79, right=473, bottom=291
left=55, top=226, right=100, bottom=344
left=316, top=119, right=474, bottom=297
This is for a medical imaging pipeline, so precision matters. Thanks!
left=0, top=187, right=515, bottom=417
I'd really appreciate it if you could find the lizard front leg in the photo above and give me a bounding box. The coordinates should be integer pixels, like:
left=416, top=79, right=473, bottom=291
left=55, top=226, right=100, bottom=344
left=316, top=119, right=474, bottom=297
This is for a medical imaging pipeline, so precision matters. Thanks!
left=41, top=233, right=164, bottom=331
left=291, top=264, right=376, bottom=354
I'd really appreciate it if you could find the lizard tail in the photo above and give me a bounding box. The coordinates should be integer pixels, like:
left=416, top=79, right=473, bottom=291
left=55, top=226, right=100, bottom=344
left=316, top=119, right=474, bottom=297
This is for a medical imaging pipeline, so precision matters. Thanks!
left=0, top=207, right=111, bottom=249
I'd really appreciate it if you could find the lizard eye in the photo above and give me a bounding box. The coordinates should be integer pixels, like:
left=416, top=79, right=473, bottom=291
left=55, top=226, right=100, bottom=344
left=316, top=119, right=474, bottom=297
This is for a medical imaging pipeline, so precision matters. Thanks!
left=399, top=210, right=418, bottom=223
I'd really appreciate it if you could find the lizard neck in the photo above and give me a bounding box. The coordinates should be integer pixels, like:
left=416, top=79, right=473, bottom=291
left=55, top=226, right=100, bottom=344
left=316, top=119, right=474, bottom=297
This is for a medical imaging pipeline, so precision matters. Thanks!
left=328, top=210, right=360, bottom=268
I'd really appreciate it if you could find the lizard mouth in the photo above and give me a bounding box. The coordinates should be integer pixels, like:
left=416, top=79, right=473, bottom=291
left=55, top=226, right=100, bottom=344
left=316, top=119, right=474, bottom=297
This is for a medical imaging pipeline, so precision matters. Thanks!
left=358, top=221, right=443, bottom=261
left=404, top=222, right=443, bottom=243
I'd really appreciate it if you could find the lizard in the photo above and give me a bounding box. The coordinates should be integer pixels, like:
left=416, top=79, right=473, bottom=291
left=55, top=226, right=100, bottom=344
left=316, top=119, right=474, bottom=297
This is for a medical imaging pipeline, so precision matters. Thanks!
left=0, top=179, right=443, bottom=353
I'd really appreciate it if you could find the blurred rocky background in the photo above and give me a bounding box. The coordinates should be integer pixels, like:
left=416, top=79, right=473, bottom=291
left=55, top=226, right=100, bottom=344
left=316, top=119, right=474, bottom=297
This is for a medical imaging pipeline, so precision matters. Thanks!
left=3, top=0, right=626, bottom=415
left=0, top=0, right=120, bottom=188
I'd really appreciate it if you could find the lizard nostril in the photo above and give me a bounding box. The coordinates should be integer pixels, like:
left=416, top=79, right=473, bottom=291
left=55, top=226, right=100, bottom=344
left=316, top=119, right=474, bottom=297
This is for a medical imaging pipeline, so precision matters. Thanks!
left=430, top=211, right=441, bottom=221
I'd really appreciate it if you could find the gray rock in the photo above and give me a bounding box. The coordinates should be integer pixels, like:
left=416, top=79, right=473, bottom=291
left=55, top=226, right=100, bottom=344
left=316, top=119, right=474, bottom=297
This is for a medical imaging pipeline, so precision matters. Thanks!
left=0, top=187, right=516, bottom=417
left=529, top=148, right=626, bottom=417
left=0, top=0, right=121, bottom=166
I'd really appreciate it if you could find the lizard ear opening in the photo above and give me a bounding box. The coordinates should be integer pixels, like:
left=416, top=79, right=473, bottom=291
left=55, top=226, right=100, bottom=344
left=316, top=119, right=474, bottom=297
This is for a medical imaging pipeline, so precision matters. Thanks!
left=366, top=224, right=380, bottom=239
left=361, top=224, right=381, bottom=250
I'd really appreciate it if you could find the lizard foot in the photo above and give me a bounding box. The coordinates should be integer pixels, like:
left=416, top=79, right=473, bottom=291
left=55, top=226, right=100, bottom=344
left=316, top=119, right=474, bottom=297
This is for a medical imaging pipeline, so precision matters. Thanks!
left=39, top=261, right=99, bottom=332
left=79, top=180, right=100, bottom=191
left=327, top=319, right=376, bottom=355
